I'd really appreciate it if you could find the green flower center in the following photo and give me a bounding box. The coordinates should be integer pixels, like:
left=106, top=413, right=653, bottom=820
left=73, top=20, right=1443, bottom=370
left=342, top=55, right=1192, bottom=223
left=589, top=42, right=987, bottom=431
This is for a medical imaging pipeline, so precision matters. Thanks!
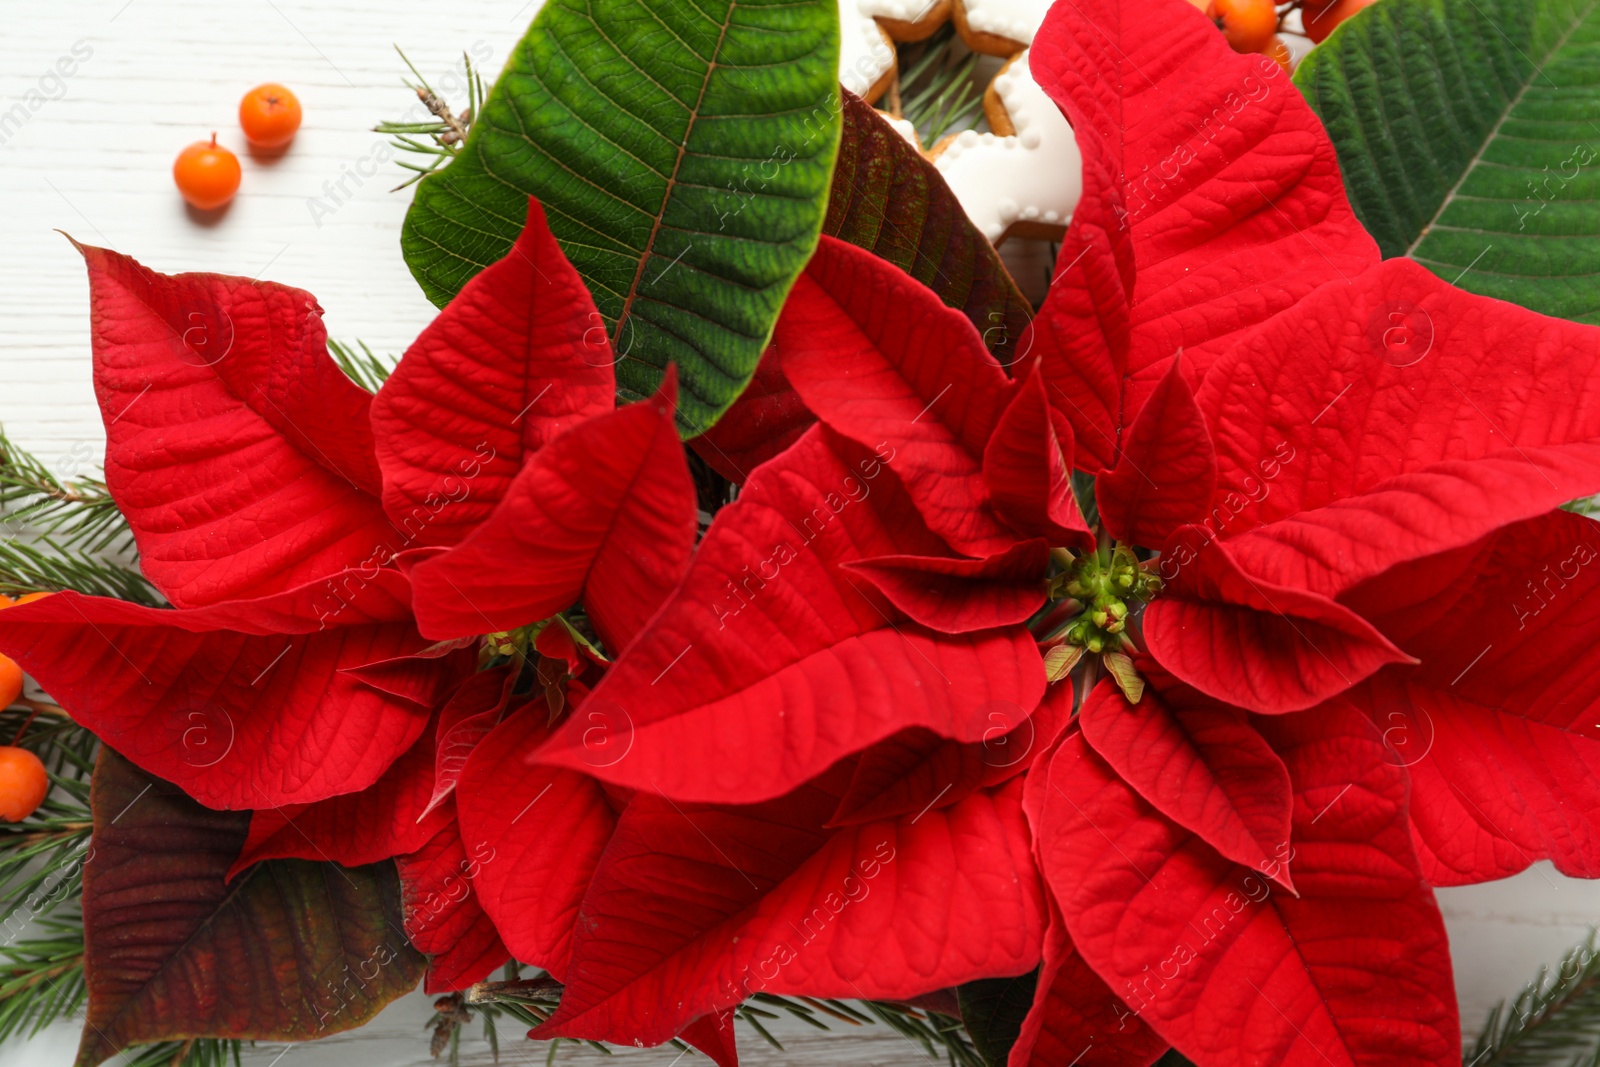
left=1036, top=544, right=1163, bottom=704
left=1047, top=544, right=1163, bottom=654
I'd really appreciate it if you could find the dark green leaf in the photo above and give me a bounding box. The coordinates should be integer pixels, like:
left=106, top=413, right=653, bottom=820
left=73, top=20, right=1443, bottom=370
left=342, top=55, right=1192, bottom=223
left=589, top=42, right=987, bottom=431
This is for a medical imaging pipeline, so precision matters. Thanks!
left=1296, top=0, right=1600, bottom=320
left=75, top=750, right=424, bottom=1067
left=958, top=970, right=1039, bottom=1066
left=401, top=0, right=843, bottom=432
left=827, top=92, right=1032, bottom=364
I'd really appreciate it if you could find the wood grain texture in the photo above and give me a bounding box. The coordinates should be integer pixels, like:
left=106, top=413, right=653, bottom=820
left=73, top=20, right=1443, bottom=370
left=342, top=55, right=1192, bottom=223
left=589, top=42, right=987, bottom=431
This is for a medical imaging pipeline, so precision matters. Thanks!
left=1, top=2, right=1598, bottom=1065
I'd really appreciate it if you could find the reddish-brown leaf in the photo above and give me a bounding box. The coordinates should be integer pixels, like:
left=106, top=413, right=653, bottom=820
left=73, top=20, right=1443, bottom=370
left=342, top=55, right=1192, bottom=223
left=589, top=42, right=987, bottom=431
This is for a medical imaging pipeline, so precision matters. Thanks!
left=77, top=750, right=424, bottom=1066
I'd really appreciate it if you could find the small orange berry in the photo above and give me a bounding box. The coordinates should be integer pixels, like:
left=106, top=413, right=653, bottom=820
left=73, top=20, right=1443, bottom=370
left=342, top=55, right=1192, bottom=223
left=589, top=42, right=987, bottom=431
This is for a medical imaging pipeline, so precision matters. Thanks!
left=0, top=656, right=20, bottom=710
left=0, top=746, right=49, bottom=822
left=239, top=83, right=302, bottom=149
left=1208, top=0, right=1279, bottom=53
left=173, top=134, right=242, bottom=211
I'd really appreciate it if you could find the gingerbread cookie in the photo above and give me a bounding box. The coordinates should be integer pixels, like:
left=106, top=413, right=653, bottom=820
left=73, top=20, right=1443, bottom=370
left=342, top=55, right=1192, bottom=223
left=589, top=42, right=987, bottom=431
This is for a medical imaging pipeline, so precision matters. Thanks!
left=873, top=0, right=955, bottom=40
left=952, top=0, right=1053, bottom=55
left=838, top=0, right=957, bottom=103
left=929, top=49, right=1080, bottom=244
left=839, top=2, right=896, bottom=102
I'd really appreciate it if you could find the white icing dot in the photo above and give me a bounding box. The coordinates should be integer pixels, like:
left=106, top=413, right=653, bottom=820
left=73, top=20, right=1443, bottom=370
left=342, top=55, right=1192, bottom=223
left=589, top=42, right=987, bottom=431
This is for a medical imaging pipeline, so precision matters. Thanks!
left=1022, top=206, right=1040, bottom=220
left=998, top=198, right=1019, bottom=220
left=884, top=116, right=921, bottom=149
left=1044, top=210, right=1059, bottom=223
left=1021, top=129, right=1041, bottom=149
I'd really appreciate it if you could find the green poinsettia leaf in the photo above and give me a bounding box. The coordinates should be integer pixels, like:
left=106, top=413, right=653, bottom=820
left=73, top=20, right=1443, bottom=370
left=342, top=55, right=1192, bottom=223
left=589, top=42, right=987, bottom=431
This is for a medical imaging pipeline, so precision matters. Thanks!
left=401, top=0, right=842, bottom=433
left=75, top=750, right=424, bottom=1067
left=827, top=92, right=1033, bottom=363
left=958, top=970, right=1040, bottom=1067
left=1296, top=0, right=1600, bottom=321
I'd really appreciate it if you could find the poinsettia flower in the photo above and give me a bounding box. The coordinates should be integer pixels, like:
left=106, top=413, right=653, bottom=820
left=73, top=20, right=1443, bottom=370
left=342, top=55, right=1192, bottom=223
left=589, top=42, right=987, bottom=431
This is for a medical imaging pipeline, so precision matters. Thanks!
left=0, top=199, right=714, bottom=1017
left=1027, top=0, right=1600, bottom=889
left=181, top=194, right=707, bottom=1010
left=0, top=194, right=693, bottom=791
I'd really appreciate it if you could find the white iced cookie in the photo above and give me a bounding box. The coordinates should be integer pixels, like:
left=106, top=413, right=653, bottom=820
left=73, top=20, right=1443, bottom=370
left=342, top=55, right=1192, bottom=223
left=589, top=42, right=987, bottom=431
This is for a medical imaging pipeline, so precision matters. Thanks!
left=870, top=0, right=954, bottom=40
left=838, top=0, right=955, bottom=103
left=930, top=49, right=1080, bottom=244
left=952, top=0, right=1053, bottom=55
left=839, top=1, right=897, bottom=102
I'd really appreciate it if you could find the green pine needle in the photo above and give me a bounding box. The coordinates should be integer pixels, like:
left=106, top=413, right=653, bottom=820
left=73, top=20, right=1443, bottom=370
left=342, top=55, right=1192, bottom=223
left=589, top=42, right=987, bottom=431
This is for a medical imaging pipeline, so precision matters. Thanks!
left=121, top=1039, right=245, bottom=1067
left=0, top=432, right=129, bottom=555
left=893, top=25, right=986, bottom=147
left=1467, top=930, right=1600, bottom=1067
left=375, top=47, right=489, bottom=191
left=327, top=338, right=397, bottom=394
left=0, top=919, right=86, bottom=1044
left=0, top=430, right=154, bottom=603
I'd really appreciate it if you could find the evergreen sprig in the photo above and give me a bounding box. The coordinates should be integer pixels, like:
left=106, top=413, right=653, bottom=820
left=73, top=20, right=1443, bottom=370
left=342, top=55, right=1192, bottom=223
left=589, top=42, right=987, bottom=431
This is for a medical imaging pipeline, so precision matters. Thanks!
left=0, top=431, right=154, bottom=603
left=893, top=24, right=986, bottom=147
left=0, top=431, right=130, bottom=557
left=0, top=916, right=86, bottom=1044
left=458, top=968, right=984, bottom=1066
left=328, top=338, right=397, bottom=394
left=0, top=705, right=93, bottom=1047
left=0, top=709, right=95, bottom=936
left=1467, top=930, right=1600, bottom=1067
left=0, top=538, right=159, bottom=605
left=375, top=47, right=490, bottom=191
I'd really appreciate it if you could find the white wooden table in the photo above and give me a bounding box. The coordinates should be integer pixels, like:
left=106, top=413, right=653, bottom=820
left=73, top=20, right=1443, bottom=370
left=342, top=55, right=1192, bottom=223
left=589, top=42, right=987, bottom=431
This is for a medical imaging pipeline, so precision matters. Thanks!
left=1, top=3, right=1595, bottom=1064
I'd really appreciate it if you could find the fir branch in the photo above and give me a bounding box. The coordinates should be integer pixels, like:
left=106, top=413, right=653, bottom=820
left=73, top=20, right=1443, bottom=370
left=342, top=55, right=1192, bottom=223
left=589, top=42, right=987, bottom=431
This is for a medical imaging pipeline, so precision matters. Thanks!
left=0, top=709, right=96, bottom=935
left=0, top=919, right=85, bottom=1043
left=0, top=711, right=93, bottom=1045
left=327, top=338, right=397, bottom=394
left=0, top=430, right=131, bottom=557
left=376, top=47, right=489, bottom=190
left=894, top=25, right=986, bottom=146
left=0, top=537, right=159, bottom=604
left=121, top=1038, right=245, bottom=1067
left=460, top=972, right=982, bottom=1064
left=1466, top=929, right=1600, bottom=1067
left=0, top=429, right=154, bottom=602
left=862, top=1000, right=984, bottom=1067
